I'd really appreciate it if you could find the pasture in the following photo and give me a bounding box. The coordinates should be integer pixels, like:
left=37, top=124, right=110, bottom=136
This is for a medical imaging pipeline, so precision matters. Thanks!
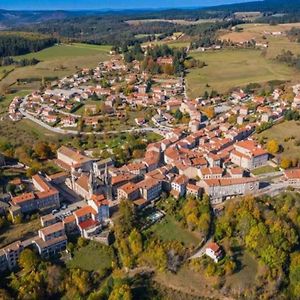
left=0, top=43, right=111, bottom=93
left=220, top=23, right=300, bottom=59
left=186, top=48, right=297, bottom=98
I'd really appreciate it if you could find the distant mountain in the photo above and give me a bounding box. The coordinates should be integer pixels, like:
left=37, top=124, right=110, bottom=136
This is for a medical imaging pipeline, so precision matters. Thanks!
left=0, top=0, right=300, bottom=29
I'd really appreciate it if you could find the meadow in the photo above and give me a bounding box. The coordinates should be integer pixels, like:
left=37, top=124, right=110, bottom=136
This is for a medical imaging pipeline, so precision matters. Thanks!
left=257, top=120, right=300, bottom=160
left=0, top=43, right=111, bottom=93
left=186, top=48, right=298, bottom=98
left=220, top=23, right=300, bottom=59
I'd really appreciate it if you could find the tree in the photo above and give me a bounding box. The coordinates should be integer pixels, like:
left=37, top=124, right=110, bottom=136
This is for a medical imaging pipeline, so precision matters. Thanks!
left=281, top=157, right=292, bottom=169
left=128, top=228, right=143, bottom=256
left=289, top=252, right=300, bottom=297
left=19, top=249, right=39, bottom=272
left=267, top=139, right=280, bottom=155
left=108, top=284, right=132, bottom=300
left=203, top=106, right=215, bottom=119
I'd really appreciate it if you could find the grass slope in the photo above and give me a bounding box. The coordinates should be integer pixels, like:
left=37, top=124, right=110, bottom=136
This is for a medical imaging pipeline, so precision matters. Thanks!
left=0, top=43, right=110, bottom=93
left=186, top=48, right=297, bottom=98
left=67, top=241, right=114, bottom=272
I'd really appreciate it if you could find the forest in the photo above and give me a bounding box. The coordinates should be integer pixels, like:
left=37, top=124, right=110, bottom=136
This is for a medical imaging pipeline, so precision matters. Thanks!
left=0, top=32, right=57, bottom=57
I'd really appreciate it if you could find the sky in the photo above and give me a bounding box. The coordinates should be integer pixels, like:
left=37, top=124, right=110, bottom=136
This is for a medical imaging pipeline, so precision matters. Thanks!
left=1, top=0, right=255, bottom=10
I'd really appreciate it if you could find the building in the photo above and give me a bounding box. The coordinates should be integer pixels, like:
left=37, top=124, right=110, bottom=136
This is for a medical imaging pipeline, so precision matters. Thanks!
left=186, top=184, right=202, bottom=198
left=137, top=178, right=162, bottom=202
left=171, top=174, right=189, bottom=198
left=93, top=158, right=114, bottom=180
left=205, top=242, right=223, bottom=263
left=57, top=146, right=93, bottom=171
left=33, top=222, right=67, bottom=258
left=10, top=174, right=60, bottom=214
left=284, top=169, right=300, bottom=186
left=230, top=140, right=268, bottom=170
left=199, top=177, right=259, bottom=204
left=0, top=241, right=24, bottom=271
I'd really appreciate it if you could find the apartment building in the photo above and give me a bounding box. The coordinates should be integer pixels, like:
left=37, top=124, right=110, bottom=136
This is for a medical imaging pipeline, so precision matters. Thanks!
left=33, top=222, right=67, bottom=258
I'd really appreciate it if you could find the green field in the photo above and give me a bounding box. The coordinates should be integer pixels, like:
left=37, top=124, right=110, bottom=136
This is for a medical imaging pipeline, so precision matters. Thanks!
left=0, top=43, right=110, bottom=93
left=67, top=241, right=114, bottom=272
left=146, top=215, right=200, bottom=247
left=257, top=120, right=300, bottom=160
left=251, top=165, right=276, bottom=176
left=186, top=49, right=298, bottom=98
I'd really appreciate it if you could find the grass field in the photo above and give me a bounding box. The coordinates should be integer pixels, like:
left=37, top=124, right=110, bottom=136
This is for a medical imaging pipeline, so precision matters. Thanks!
left=257, top=120, right=300, bottom=160
left=146, top=215, right=200, bottom=247
left=225, top=251, right=258, bottom=291
left=251, top=165, right=276, bottom=176
left=186, top=48, right=297, bottom=98
left=0, top=218, right=40, bottom=248
left=220, top=23, right=300, bottom=59
left=67, top=241, right=114, bottom=272
left=0, top=43, right=110, bottom=93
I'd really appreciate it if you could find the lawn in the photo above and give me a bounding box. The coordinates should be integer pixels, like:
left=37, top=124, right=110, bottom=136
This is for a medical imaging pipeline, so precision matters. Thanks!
left=0, top=43, right=110, bottom=93
left=251, top=165, right=276, bottom=176
left=146, top=215, right=200, bottom=247
left=257, top=120, right=300, bottom=160
left=67, top=241, right=114, bottom=272
left=186, top=48, right=298, bottom=98
left=0, top=218, right=40, bottom=248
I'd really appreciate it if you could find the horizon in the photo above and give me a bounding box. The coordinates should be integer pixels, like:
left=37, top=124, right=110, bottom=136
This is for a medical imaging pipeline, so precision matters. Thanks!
left=1, top=0, right=259, bottom=11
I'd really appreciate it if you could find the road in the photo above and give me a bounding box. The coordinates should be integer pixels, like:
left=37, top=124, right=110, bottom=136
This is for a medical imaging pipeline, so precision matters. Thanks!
left=19, top=98, right=170, bottom=137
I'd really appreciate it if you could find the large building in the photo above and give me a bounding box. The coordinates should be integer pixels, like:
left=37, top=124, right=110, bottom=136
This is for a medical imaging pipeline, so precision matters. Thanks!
left=10, top=174, right=60, bottom=214
left=230, top=140, right=268, bottom=170
left=57, top=146, right=93, bottom=171
left=199, top=177, right=259, bottom=204
left=0, top=241, right=24, bottom=271
left=33, top=222, right=67, bottom=258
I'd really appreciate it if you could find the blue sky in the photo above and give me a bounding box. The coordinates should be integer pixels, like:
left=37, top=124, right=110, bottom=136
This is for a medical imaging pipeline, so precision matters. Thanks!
left=1, top=0, right=255, bottom=10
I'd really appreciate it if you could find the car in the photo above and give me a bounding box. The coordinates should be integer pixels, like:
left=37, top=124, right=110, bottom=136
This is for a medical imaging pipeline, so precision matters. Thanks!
left=52, top=209, right=58, bottom=215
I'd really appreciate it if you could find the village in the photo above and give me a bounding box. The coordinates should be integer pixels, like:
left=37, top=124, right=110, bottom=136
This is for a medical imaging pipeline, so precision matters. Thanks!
left=2, top=47, right=300, bottom=273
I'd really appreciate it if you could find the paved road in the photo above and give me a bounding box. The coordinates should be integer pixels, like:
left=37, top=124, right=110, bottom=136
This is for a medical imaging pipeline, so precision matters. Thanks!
left=20, top=98, right=170, bottom=137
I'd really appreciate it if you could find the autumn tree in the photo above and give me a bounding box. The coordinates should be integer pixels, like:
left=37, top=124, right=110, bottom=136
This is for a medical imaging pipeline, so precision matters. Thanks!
left=267, top=139, right=280, bottom=155
left=19, top=249, right=39, bottom=272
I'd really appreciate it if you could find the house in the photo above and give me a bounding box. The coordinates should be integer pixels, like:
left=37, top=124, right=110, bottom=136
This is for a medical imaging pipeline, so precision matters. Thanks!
left=186, top=184, right=202, bottom=198
left=171, top=174, right=189, bottom=198
left=205, top=242, right=223, bottom=263
left=284, top=169, right=300, bottom=186
left=33, top=222, right=67, bottom=258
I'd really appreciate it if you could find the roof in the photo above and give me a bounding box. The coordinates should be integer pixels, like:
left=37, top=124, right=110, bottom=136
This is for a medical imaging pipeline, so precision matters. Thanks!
left=39, top=222, right=64, bottom=236
left=57, top=146, right=91, bottom=165
left=34, top=235, right=67, bottom=249
left=78, top=219, right=99, bottom=230
left=207, top=242, right=220, bottom=252
left=285, top=169, right=300, bottom=180
left=63, top=215, right=76, bottom=224
left=12, top=192, right=35, bottom=205
left=203, top=177, right=257, bottom=187
left=74, top=205, right=97, bottom=218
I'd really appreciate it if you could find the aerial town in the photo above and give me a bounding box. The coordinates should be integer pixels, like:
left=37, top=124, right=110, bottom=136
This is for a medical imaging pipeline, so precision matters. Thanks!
left=1, top=0, right=300, bottom=299
left=2, top=44, right=300, bottom=274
